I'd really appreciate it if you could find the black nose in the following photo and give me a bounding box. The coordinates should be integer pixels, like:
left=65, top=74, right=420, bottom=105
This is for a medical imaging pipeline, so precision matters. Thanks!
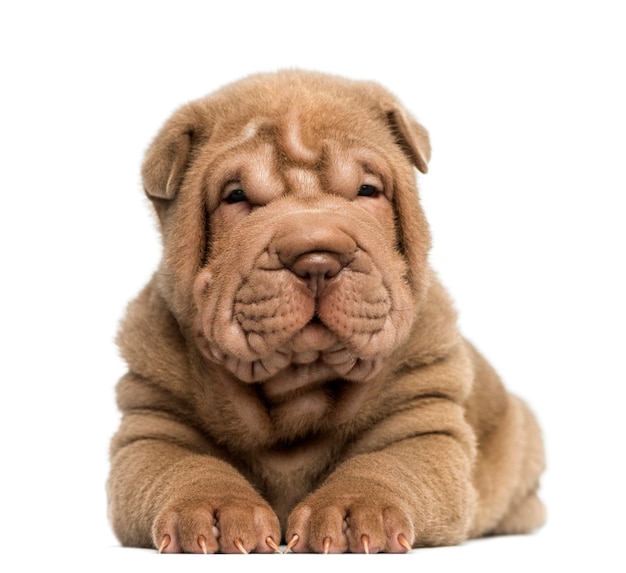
left=290, top=251, right=344, bottom=286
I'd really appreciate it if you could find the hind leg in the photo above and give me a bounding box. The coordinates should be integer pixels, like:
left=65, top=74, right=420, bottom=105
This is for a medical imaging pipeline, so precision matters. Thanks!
left=470, top=393, right=546, bottom=537
left=491, top=488, right=546, bottom=535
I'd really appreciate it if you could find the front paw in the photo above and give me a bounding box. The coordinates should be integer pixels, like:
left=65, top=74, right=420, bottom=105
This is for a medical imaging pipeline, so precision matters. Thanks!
left=286, top=489, right=414, bottom=554
left=153, top=495, right=281, bottom=554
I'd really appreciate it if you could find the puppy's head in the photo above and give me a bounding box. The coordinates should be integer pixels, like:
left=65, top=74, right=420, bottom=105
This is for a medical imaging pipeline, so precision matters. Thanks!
left=142, top=71, right=432, bottom=392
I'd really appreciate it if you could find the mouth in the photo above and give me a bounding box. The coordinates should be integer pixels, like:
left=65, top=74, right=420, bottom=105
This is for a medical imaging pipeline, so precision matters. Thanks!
left=309, top=313, right=323, bottom=325
left=286, top=318, right=337, bottom=354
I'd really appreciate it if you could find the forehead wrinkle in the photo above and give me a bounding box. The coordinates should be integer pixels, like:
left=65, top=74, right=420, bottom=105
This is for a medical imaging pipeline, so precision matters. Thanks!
left=280, top=109, right=320, bottom=166
left=240, top=117, right=264, bottom=141
left=323, top=139, right=394, bottom=197
left=244, top=143, right=284, bottom=201
left=207, top=116, right=274, bottom=162
left=284, top=167, right=322, bottom=198
left=204, top=141, right=283, bottom=208
left=326, top=150, right=360, bottom=195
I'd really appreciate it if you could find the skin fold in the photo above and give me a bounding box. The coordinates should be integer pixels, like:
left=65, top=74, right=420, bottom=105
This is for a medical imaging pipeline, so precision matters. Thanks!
left=107, top=70, right=545, bottom=554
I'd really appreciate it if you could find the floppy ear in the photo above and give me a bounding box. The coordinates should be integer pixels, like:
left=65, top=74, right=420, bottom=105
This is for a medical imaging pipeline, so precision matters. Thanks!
left=376, top=98, right=432, bottom=298
left=386, top=107, right=431, bottom=174
left=141, top=104, right=199, bottom=200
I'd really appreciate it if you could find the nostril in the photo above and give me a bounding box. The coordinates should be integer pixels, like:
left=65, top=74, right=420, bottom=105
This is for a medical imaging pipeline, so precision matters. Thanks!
left=291, top=252, right=344, bottom=281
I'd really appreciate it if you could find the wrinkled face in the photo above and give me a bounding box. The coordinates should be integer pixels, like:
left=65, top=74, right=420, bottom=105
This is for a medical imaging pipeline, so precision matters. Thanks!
left=191, top=112, right=417, bottom=395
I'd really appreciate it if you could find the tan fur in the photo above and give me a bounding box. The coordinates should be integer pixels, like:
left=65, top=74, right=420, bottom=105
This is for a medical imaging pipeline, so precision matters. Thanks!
left=108, top=70, right=545, bottom=553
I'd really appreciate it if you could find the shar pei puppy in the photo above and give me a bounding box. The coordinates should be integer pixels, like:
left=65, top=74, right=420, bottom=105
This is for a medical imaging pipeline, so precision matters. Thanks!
left=108, top=70, right=545, bottom=554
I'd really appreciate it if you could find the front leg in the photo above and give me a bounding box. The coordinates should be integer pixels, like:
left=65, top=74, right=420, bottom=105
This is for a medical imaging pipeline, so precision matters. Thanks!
left=109, top=438, right=282, bottom=553
left=287, top=428, right=477, bottom=553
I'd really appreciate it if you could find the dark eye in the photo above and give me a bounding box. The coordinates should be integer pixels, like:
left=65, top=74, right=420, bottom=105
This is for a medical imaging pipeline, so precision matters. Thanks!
left=224, top=188, right=247, bottom=204
left=358, top=184, right=379, bottom=197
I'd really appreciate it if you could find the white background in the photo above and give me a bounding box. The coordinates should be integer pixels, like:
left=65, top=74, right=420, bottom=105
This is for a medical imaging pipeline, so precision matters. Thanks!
left=1, top=1, right=624, bottom=571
